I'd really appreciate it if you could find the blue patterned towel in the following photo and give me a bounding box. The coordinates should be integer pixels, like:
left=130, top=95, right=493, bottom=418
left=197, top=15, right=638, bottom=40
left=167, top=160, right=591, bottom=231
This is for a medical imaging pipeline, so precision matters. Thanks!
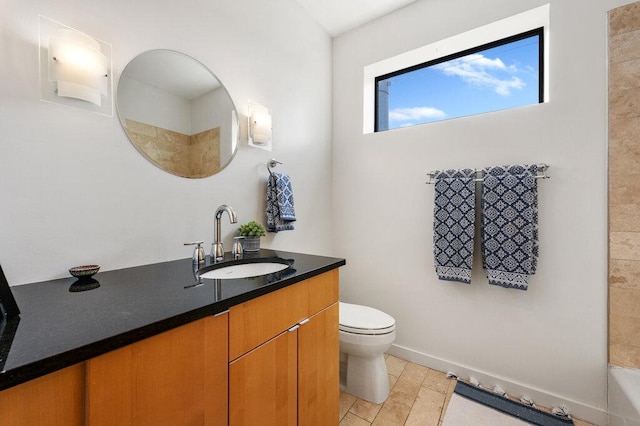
left=433, top=169, right=476, bottom=283
left=266, top=172, right=296, bottom=232
left=481, top=165, right=538, bottom=290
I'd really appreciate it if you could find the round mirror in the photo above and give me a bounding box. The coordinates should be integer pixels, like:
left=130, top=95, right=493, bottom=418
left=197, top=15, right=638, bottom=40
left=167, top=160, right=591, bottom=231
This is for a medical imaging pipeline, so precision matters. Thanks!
left=116, top=50, right=238, bottom=178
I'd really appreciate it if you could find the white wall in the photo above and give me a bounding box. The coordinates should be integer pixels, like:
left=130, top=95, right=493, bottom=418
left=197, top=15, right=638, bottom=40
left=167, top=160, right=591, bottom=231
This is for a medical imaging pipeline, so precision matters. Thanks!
left=118, top=77, right=192, bottom=134
left=191, top=87, right=235, bottom=163
left=0, top=0, right=333, bottom=285
left=332, top=0, right=634, bottom=423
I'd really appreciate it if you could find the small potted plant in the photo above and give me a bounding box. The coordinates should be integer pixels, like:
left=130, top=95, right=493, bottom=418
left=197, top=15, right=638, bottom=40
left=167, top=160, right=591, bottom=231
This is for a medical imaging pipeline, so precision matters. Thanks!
left=237, top=220, right=266, bottom=252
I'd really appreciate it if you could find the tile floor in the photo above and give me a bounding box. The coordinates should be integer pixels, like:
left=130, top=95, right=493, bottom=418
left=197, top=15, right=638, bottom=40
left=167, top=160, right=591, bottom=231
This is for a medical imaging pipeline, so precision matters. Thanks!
left=339, top=355, right=595, bottom=426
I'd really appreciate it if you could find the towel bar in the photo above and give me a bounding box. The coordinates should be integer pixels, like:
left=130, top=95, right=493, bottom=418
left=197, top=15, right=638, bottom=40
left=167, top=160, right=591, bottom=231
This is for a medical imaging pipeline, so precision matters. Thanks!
left=425, top=163, right=549, bottom=184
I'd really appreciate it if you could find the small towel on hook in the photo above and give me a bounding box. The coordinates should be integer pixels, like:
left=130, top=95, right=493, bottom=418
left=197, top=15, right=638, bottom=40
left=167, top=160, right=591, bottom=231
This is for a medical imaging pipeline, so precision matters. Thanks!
left=481, top=164, right=538, bottom=290
left=266, top=172, right=296, bottom=232
left=433, top=169, right=476, bottom=284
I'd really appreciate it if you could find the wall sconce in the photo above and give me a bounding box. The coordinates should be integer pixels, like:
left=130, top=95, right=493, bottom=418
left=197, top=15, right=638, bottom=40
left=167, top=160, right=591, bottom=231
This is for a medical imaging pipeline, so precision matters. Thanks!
left=248, top=101, right=272, bottom=151
left=39, top=16, right=112, bottom=115
left=49, top=29, right=107, bottom=105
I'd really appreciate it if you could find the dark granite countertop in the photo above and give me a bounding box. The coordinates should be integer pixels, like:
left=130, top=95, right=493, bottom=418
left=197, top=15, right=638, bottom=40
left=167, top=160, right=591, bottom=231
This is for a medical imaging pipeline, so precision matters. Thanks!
left=0, top=249, right=345, bottom=391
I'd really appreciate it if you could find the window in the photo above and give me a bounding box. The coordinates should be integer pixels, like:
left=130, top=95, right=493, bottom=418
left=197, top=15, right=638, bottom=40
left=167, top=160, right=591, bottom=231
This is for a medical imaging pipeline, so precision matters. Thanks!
left=362, top=4, right=549, bottom=134
left=375, top=28, right=543, bottom=132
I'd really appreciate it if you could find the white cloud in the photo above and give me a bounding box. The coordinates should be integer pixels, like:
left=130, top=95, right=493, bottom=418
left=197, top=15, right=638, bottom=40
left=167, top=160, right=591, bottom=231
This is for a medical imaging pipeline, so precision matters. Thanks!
left=389, top=106, right=446, bottom=122
left=434, top=53, right=525, bottom=96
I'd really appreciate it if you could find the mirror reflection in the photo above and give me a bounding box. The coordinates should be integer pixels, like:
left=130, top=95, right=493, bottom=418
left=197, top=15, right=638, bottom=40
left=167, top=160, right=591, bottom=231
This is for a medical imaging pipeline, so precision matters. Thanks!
left=117, top=50, right=238, bottom=178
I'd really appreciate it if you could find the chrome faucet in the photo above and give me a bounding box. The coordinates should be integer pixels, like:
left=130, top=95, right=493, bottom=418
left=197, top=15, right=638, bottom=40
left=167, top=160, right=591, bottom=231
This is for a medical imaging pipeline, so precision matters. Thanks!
left=212, top=204, right=237, bottom=262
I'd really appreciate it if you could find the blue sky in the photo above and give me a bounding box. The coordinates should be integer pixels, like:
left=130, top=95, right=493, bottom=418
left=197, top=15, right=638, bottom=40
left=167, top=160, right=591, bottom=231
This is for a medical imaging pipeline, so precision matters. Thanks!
left=380, top=35, right=540, bottom=130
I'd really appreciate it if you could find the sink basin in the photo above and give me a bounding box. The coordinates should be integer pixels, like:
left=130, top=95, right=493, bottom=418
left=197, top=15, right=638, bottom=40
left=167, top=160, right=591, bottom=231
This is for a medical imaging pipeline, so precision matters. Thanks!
left=198, top=259, right=290, bottom=280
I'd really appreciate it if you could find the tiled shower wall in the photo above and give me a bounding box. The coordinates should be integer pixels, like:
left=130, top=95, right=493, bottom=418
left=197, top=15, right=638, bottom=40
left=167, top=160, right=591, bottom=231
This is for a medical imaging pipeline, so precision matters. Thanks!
left=125, top=120, right=221, bottom=178
left=609, top=1, right=640, bottom=369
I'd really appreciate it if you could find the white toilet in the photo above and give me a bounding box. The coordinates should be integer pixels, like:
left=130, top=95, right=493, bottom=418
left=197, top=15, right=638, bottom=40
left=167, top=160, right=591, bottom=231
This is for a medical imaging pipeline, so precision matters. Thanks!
left=339, top=302, right=396, bottom=404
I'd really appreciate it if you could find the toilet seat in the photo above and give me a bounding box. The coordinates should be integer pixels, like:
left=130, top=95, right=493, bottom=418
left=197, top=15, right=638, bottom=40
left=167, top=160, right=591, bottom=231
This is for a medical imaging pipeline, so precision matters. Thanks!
left=339, top=302, right=395, bottom=335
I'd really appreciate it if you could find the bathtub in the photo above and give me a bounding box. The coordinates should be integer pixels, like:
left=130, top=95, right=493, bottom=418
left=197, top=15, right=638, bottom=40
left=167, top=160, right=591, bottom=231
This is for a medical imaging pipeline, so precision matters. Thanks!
left=609, top=366, right=640, bottom=426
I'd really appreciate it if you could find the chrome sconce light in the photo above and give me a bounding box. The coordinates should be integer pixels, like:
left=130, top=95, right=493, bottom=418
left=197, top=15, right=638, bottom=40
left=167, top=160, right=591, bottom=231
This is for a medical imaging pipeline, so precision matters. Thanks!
left=248, top=101, right=272, bottom=151
left=39, top=16, right=112, bottom=115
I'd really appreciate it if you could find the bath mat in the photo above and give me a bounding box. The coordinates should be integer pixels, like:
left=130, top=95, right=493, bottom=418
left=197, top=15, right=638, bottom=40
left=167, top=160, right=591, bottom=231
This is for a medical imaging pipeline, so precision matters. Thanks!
left=442, top=381, right=573, bottom=426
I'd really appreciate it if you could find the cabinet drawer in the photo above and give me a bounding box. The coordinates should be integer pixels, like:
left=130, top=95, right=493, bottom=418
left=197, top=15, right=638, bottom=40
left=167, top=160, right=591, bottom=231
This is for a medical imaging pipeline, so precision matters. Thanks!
left=229, top=270, right=339, bottom=361
left=307, top=269, right=339, bottom=315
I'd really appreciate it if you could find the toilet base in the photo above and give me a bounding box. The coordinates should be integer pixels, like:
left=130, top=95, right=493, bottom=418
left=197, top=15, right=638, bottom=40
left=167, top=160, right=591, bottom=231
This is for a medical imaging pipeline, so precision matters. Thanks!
left=340, top=353, right=390, bottom=404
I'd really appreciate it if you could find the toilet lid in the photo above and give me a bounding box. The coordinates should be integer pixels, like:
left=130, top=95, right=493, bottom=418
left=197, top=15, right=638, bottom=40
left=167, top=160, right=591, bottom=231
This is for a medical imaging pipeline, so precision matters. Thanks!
left=339, top=302, right=395, bottom=334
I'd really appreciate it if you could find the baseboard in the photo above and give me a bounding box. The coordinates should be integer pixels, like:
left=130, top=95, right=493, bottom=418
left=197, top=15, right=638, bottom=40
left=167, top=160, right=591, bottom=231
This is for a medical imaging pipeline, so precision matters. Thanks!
left=387, top=343, right=608, bottom=426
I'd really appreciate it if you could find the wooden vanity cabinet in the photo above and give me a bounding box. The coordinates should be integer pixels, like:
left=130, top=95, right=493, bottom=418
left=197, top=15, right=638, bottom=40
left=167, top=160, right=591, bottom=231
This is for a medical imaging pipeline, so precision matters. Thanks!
left=228, top=270, right=339, bottom=426
left=0, top=363, right=85, bottom=426
left=0, top=268, right=340, bottom=425
left=86, top=312, right=228, bottom=426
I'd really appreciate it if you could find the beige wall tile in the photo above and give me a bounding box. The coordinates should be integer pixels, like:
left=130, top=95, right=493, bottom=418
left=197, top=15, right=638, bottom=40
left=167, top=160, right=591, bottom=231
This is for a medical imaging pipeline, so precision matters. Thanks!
left=610, top=343, right=640, bottom=369
left=610, top=204, right=640, bottom=232
left=610, top=4, right=640, bottom=37
left=610, top=174, right=640, bottom=204
left=129, top=133, right=155, bottom=151
left=610, top=30, right=640, bottom=64
left=190, top=127, right=221, bottom=177
left=610, top=58, right=640, bottom=92
left=610, top=259, right=640, bottom=289
left=610, top=287, right=640, bottom=319
left=157, top=128, right=189, bottom=152
left=125, top=119, right=157, bottom=137
left=610, top=314, right=640, bottom=346
left=609, top=116, right=640, bottom=145
left=609, top=141, right=640, bottom=176
left=610, top=231, right=640, bottom=260
left=124, top=120, right=225, bottom=177
left=192, top=127, right=220, bottom=145
left=610, top=86, right=640, bottom=120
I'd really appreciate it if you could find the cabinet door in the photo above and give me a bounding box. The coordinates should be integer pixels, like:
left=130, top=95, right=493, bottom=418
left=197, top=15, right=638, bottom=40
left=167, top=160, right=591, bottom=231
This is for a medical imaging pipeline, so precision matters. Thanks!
left=0, top=363, right=85, bottom=426
left=86, top=313, right=228, bottom=426
left=298, top=303, right=339, bottom=426
left=229, top=328, right=297, bottom=426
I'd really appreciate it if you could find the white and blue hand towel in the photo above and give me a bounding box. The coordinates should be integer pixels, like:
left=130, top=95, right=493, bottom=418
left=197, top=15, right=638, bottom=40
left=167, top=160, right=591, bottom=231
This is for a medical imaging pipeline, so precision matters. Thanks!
left=266, top=172, right=296, bottom=232
left=433, top=169, right=476, bottom=284
left=481, top=164, right=538, bottom=290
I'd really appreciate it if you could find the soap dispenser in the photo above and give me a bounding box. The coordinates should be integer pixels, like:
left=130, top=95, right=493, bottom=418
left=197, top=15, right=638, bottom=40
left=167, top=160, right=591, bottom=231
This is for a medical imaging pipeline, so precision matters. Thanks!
left=184, top=241, right=205, bottom=265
